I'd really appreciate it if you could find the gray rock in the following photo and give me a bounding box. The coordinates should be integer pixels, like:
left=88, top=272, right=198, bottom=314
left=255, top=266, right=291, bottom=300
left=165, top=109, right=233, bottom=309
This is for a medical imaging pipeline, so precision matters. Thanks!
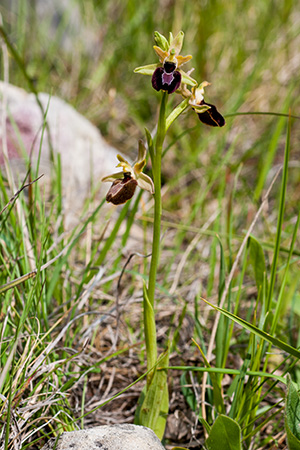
left=41, top=424, right=166, bottom=450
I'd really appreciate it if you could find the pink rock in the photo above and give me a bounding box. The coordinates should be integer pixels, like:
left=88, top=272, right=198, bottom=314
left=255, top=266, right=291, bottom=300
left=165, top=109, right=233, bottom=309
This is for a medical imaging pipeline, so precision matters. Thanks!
left=0, top=82, right=119, bottom=224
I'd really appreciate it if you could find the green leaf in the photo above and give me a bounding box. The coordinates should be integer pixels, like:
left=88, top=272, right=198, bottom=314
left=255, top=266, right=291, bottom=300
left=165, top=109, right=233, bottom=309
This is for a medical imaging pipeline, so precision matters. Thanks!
left=138, top=348, right=170, bottom=440
left=248, top=235, right=267, bottom=292
left=229, top=353, right=251, bottom=419
left=199, top=417, right=211, bottom=434
left=180, top=372, right=197, bottom=411
left=166, top=98, right=189, bottom=131
left=206, top=415, right=242, bottom=450
left=285, top=375, right=300, bottom=449
left=172, top=448, right=189, bottom=450
left=193, top=340, right=225, bottom=414
left=201, top=298, right=300, bottom=360
left=216, top=237, right=227, bottom=372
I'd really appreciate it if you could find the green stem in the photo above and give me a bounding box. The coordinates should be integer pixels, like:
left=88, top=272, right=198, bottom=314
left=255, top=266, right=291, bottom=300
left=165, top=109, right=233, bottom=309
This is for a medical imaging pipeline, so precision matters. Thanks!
left=148, top=92, right=168, bottom=308
left=144, top=92, right=168, bottom=371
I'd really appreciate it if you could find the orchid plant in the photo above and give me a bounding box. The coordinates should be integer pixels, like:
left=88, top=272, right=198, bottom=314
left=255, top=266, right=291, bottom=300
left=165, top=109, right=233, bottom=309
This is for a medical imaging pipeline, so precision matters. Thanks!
left=102, top=30, right=225, bottom=440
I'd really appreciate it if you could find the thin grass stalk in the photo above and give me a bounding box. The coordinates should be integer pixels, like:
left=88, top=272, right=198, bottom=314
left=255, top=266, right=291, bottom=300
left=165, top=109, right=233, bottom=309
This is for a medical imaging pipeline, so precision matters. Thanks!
left=266, top=118, right=291, bottom=313
left=260, top=118, right=291, bottom=395
left=271, top=212, right=300, bottom=334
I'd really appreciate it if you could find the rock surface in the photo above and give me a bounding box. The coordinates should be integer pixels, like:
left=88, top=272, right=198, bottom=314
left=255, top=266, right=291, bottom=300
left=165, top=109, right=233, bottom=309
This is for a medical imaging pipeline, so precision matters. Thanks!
left=0, top=81, right=119, bottom=224
left=41, top=424, right=166, bottom=450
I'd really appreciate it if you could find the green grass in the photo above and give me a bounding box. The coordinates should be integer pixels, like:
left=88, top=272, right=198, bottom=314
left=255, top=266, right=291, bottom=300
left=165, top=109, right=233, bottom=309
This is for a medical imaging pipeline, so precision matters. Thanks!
left=0, top=1, right=300, bottom=449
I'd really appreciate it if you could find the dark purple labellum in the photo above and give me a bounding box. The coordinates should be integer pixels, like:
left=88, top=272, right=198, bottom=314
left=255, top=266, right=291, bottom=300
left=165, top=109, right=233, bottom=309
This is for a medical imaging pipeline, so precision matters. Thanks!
left=197, top=101, right=225, bottom=127
left=152, top=66, right=181, bottom=94
left=106, top=173, right=138, bottom=205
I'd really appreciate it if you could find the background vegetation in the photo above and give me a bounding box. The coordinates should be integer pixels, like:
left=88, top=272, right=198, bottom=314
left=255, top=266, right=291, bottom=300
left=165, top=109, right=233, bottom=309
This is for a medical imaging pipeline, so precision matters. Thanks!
left=0, top=1, right=300, bottom=449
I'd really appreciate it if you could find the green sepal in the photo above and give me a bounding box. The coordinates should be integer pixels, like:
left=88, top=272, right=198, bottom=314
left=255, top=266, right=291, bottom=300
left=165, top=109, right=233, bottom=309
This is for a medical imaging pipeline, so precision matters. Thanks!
left=154, top=31, right=169, bottom=51
left=170, top=31, right=184, bottom=54
left=134, top=63, right=159, bottom=75
left=180, top=69, right=197, bottom=86
left=101, top=172, right=124, bottom=182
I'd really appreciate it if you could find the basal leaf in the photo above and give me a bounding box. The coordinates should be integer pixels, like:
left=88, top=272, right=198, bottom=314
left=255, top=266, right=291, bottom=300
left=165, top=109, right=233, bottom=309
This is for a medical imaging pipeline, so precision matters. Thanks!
left=206, top=415, right=241, bottom=450
left=285, top=374, right=300, bottom=449
left=138, top=348, right=170, bottom=440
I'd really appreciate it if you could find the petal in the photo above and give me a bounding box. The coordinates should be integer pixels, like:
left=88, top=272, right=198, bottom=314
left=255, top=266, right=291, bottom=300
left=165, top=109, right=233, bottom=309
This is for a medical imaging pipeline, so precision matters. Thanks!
left=101, top=172, right=125, bottom=182
left=191, top=103, right=211, bottom=114
left=179, top=69, right=197, bottom=87
left=116, top=154, right=133, bottom=173
left=117, top=154, right=131, bottom=165
left=137, top=172, right=155, bottom=194
left=106, top=176, right=138, bottom=205
left=198, top=80, right=210, bottom=93
left=153, top=46, right=169, bottom=63
left=134, top=159, right=146, bottom=174
left=117, top=163, right=135, bottom=175
left=176, top=54, right=192, bottom=67
left=134, top=140, right=146, bottom=174
left=198, top=102, right=226, bottom=127
left=192, top=81, right=211, bottom=102
left=134, top=63, right=160, bottom=76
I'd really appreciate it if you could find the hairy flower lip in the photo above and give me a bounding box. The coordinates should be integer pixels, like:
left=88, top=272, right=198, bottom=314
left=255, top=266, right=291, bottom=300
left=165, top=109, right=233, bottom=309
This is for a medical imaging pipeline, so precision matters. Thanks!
left=195, top=101, right=225, bottom=127
left=152, top=67, right=182, bottom=94
left=105, top=174, right=138, bottom=205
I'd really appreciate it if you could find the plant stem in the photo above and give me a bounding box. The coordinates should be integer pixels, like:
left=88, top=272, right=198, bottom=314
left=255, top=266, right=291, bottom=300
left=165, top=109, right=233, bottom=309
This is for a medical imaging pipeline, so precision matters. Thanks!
left=143, top=92, right=168, bottom=373
left=148, top=92, right=168, bottom=309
